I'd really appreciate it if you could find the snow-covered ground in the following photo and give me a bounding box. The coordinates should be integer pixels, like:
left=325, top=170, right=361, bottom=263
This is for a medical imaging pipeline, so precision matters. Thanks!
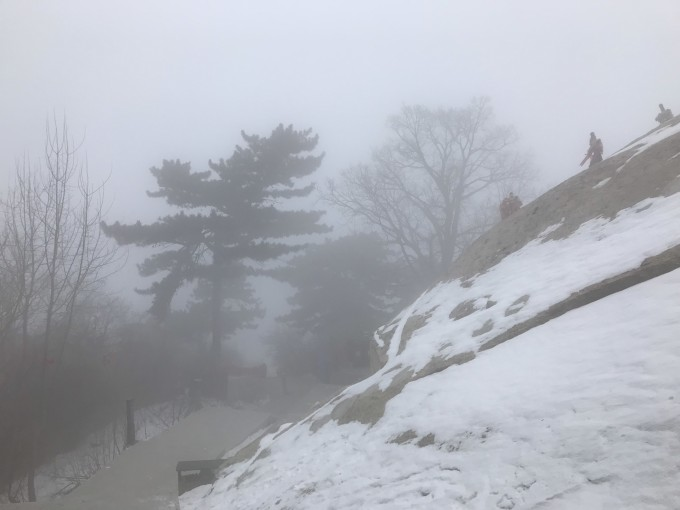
left=182, top=266, right=680, bottom=510
left=180, top=122, right=680, bottom=509
left=340, top=187, right=680, bottom=403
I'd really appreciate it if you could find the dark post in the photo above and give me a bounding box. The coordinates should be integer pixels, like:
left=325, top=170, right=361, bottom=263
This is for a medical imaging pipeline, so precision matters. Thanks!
left=125, top=399, right=136, bottom=447
left=188, top=378, right=202, bottom=414
left=281, top=373, right=288, bottom=396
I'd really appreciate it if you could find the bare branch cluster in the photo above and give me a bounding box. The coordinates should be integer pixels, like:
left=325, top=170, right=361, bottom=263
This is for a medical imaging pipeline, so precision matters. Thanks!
left=0, top=117, right=121, bottom=501
left=326, top=98, right=533, bottom=283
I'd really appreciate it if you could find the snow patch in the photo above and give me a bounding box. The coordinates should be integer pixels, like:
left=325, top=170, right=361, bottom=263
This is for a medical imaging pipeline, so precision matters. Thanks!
left=537, top=220, right=564, bottom=238
left=592, top=177, right=611, bottom=189
left=613, top=121, right=680, bottom=172
left=185, top=269, right=680, bottom=510
left=383, top=192, right=680, bottom=375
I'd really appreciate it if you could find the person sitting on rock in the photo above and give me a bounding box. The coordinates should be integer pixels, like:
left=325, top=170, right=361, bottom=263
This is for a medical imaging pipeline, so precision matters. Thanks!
left=499, top=192, right=522, bottom=220
left=499, top=196, right=511, bottom=220
left=655, top=103, right=674, bottom=124
left=508, top=192, right=522, bottom=215
left=580, top=132, right=603, bottom=167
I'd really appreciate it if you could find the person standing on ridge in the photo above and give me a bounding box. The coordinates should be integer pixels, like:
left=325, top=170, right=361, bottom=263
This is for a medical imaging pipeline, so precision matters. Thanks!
left=655, top=103, right=673, bottom=124
left=580, top=132, right=603, bottom=168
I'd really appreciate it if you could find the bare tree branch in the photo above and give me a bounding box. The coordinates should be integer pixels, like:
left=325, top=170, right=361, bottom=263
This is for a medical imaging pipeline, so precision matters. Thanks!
left=325, top=98, right=534, bottom=283
left=0, top=117, right=121, bottom=501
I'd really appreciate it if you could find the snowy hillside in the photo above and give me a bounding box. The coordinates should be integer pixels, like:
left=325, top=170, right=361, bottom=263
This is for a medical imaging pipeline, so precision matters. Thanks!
left=182, top=118, right=680, bottom=509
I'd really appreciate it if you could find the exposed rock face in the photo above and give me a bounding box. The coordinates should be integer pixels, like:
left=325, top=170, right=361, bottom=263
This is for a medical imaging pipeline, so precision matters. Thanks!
left=372, top=116, right=680, bottom=368
left=323, top=120, right=680, bottom=438
left=479, top=244, right=680, bottom=352
left=453, top=117, right=680, bottom=281
left=369, top=319, right=398, bottom=371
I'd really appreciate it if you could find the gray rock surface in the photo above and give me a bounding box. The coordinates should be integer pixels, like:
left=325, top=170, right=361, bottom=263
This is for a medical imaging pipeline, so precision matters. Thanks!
left=372, top=118, right=680, bottom=368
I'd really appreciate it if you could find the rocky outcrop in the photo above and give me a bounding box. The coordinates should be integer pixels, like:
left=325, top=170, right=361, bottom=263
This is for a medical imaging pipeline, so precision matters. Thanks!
left=453, top=117, right=680, bottom=281
left=370, top=117, right=680, bottom=368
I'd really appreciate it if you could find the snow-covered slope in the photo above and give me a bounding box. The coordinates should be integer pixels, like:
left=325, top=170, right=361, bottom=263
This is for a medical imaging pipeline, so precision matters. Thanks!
left=183, top=118, right=680, bottom=509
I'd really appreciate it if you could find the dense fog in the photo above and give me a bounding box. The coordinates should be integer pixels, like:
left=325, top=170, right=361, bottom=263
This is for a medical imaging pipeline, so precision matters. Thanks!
left=0, top=0, right=678, bottom=503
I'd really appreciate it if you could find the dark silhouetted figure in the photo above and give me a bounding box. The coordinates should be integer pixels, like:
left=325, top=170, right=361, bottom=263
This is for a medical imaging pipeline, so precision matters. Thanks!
left=500, top=192, right=522, bottom=220
left=655, top=103, right=673, bottom=124
left=580, top=132, right=603, bottom=168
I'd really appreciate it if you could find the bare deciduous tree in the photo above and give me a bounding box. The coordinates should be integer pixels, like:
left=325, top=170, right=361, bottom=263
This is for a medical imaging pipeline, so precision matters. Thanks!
left=326, top=97, right=532, bottom=284
left=0, top=118, right=120, bottom=501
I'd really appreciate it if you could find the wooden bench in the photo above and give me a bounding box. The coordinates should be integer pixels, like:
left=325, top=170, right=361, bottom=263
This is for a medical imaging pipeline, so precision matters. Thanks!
left=176, top=459, right=226, bottom=496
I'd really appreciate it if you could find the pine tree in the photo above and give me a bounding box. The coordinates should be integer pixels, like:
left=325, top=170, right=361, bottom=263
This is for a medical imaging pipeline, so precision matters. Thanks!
left=277, top=234, right=397, bottom=378
left=102, top=124, right=330, bottom=383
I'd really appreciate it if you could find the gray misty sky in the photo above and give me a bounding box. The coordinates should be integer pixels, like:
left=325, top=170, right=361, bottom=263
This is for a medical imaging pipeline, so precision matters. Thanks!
left=1, top=0, right=679, bottom=319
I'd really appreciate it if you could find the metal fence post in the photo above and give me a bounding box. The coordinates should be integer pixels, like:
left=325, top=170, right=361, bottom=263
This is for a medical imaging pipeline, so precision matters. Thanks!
left=125, top=399, right=136, bottom=447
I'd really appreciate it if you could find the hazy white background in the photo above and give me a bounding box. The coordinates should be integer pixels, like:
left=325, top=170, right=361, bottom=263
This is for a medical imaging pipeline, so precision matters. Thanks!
left=1, top=0, right=678, bottom=331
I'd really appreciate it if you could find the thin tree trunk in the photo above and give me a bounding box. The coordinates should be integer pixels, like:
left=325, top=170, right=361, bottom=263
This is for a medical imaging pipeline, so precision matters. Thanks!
left=209, top=269, right=227, bottom=399
left=27, top=436, right=36, bottom=501
left=210, top=275, right=223, bottom=359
